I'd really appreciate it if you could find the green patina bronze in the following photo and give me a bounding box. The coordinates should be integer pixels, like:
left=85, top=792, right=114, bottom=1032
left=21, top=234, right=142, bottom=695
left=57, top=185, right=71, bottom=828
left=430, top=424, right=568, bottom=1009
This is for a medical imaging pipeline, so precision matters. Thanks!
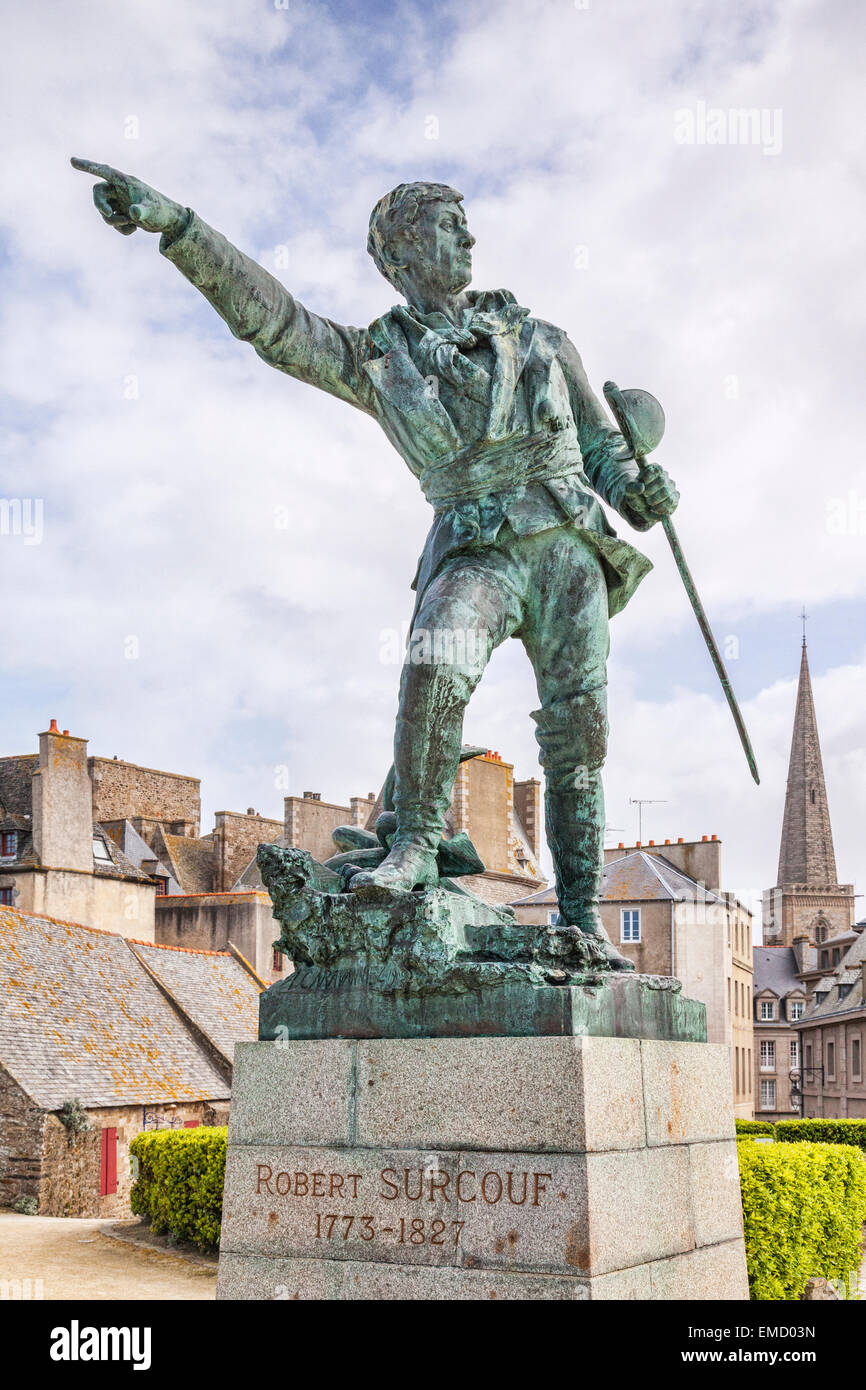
left=72, top=157, right=701, bottom=1024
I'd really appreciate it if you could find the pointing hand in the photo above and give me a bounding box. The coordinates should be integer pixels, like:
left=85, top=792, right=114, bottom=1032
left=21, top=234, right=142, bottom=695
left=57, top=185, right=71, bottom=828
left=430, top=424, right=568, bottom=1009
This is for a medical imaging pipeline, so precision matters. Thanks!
left=71, top=158, right=187, bottom=238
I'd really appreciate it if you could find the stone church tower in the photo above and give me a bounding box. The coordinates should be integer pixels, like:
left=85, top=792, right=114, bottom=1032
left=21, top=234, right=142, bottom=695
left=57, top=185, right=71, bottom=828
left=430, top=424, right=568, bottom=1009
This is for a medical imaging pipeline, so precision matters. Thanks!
left=762, top=639, right=855, bottom=946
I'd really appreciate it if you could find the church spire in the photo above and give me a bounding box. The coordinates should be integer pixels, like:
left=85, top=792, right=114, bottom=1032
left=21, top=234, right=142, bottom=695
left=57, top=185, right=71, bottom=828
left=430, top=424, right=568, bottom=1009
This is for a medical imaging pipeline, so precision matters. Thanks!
left=776, top=638, right=838, bottom=885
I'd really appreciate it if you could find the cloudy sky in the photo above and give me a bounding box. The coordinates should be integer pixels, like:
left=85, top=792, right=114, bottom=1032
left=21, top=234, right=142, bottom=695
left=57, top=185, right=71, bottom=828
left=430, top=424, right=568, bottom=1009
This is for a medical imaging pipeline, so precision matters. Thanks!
left=2, top=0, right=864, bottom=930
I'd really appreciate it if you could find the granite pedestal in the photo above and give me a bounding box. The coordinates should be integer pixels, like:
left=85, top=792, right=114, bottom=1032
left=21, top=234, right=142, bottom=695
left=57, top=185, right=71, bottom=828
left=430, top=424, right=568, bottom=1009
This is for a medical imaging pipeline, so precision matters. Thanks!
left=217, top=1034, right=749, bottom=1300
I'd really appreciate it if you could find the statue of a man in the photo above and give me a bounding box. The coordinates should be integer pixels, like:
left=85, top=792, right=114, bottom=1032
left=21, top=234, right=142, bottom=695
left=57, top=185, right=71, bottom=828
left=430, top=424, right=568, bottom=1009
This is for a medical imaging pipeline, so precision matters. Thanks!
left=73, top=161, right=679, bottom=970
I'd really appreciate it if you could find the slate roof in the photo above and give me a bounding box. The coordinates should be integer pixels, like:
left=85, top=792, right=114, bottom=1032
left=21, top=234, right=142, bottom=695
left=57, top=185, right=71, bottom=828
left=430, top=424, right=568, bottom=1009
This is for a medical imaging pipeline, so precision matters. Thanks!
left=130, top=941, right=261, bottom=1062
left=0, top=906, right=231, bottom=1109
left=92, top=824, right=152, bottom=883
left=752, top=946, right=808, bottom=999
left=803, top=928, right=866, bottom=1021
left=155, top=830, right=216, bottom=894
left=510, top=850, right=722, bottom=907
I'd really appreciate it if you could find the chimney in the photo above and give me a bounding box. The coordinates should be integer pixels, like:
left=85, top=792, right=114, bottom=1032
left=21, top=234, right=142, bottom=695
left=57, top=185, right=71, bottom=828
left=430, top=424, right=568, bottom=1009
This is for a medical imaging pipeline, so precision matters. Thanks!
left=791, top=933, right=811, bottom=975
left=31, top=723, right=93, bottom=871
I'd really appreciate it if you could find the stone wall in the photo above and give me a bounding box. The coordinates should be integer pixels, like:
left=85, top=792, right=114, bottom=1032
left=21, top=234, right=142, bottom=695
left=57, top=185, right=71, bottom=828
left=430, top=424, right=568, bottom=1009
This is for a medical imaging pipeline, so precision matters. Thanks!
left=0, top=754, right=38, bottom=817
left=0, top=1065, right=43, bottom=1208
left=13, top=868, right=155, bottom=941
left=155, top=891, right=283, bottom=980
left=39, top=1100, right=229, bottom=1218
left=284, top=796, right=354, bottom=865
left=90, top=758, right=201, bottom=835
left=214, top=811, right=283, bottom=892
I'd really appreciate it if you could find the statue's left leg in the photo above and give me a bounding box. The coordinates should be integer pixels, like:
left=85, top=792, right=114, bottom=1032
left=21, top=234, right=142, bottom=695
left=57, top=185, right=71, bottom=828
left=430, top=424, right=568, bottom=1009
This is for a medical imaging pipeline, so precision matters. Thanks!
left=522, top=528, right=634, bottom=971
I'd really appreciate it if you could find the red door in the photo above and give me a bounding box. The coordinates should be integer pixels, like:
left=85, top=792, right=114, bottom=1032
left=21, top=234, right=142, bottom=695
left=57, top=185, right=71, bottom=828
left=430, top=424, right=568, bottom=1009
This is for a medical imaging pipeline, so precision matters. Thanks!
left=184, top=1120, right=200, bottom=1129
left=99, top=1127, right=117, bottom=1196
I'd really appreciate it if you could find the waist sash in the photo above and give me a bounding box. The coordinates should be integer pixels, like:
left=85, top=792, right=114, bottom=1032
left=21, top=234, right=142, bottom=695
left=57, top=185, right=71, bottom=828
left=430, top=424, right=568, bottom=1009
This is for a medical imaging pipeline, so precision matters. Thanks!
left=418, top=429, right=585, bottom=507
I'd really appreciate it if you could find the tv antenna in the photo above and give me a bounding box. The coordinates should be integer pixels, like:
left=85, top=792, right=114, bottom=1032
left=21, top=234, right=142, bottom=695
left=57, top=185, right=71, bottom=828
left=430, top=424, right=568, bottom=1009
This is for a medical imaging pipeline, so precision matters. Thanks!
left=629, top=797, right=667, bottom=842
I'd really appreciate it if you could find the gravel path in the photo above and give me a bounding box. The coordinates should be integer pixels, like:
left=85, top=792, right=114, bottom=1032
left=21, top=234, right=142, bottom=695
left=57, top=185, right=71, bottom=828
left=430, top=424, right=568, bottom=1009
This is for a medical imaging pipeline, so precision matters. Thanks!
left=0, top=1212, right=216, bottom=1301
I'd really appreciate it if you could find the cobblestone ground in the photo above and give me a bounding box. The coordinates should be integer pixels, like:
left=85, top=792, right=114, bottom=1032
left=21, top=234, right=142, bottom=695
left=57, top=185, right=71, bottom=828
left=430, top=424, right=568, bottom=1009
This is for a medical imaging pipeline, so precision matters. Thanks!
left=0, top=1212, right=216, bottom=1301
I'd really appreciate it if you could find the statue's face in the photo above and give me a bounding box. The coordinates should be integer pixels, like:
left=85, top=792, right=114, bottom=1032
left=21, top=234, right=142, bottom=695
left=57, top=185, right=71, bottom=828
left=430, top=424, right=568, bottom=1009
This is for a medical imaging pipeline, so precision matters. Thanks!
left=406, top=199, right=475, bottom=294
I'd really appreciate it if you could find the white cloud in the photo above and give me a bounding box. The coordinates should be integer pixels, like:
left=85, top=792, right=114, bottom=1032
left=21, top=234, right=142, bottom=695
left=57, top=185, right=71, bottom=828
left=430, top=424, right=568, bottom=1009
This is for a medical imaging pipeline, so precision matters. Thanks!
left=1, top=0, right=864, bottom=925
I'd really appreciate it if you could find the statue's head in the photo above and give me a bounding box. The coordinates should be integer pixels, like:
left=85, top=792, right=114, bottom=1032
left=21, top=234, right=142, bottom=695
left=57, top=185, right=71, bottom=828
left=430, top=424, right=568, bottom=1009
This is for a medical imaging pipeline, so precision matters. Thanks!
left=367, top=181, right=474, bottom=301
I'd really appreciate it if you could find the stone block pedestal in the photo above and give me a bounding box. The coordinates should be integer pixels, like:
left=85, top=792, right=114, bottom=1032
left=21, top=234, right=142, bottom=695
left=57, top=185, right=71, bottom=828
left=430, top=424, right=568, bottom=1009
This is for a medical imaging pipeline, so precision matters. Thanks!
left=217, top=1036, right=749, bottom=1300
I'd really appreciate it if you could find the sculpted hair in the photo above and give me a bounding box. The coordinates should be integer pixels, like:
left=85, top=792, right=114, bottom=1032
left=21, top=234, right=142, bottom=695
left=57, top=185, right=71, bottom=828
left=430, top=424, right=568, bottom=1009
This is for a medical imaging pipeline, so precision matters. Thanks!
left=367, top=181, right=464, bottom=291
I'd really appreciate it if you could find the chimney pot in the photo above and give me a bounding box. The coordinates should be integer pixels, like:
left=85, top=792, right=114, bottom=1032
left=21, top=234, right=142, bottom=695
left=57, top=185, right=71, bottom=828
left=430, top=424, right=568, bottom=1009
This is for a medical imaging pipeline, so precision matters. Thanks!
left=664, top=838, right=670, bottom=844
left=649, top=839, right=655, bottom=845
left=635, top=840, right=642, bottom=848
left=677, top=837, right=684, bottom=843
left=62, top=730, right=69, bottom=737
left=48, top=719, right=59, bottom=734
left=702, top=835, right=708, bottom=842
left=711, top=834, right=717, bottom=841
left=618, top=841, right=624, bottom=849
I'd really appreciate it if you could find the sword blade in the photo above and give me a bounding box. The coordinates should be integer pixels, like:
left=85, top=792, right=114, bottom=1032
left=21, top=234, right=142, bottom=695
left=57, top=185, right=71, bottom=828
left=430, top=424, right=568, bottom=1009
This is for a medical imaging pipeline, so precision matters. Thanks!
left=660, top=514, right=760, bottom=784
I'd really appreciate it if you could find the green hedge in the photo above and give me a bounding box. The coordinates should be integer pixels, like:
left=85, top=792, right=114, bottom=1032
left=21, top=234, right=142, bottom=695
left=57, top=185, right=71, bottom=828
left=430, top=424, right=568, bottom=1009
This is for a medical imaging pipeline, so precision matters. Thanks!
left=775, top=1118, right=866, bottom=1152
left=738, top=1139, right=866, bottom=1300
left=130, top=1127, right=227, bottom=1252
left=735, top=1118, right=775, bottom=1138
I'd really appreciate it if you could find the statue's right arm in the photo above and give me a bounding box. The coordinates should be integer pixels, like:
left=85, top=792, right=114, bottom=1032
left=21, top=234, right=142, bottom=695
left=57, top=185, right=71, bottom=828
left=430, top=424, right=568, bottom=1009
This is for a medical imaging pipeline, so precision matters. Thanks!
left=71, top=159, right=376, bottom=416
left=160, top=214, right=376, bottom=415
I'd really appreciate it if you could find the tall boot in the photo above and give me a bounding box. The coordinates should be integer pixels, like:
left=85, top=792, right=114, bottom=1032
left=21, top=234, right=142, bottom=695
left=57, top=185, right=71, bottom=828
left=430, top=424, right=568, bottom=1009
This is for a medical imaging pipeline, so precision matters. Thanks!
left=351, top=708, right=464, bottom=892
left=532, top=689, right=634, bottom=973
left=544, top=777, right=634, bottom=971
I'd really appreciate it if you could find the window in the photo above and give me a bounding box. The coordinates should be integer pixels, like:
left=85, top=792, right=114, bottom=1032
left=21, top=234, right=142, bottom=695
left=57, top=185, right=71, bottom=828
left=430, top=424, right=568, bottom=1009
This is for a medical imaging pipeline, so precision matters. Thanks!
left=99, top=1127, right=117, bottom=1197
left=826, top=1041, right=836, bottom=1081
left=805, top=1043, right=813, bottom=1071
left=820, top=951, right=829, bottom=969
left=759, top=999, right=775, bottom=1021
left=272, top=949, right=284, bottom=972
left=92, top=836, right=113, bottom=863
left=547, top=910, right=562, bottom=926
left=853, top=1037, right=862, bottom=1082
left=788, top=1000, right=804, bottom=1020
left=832, top=949, right=841, bottom=966
left=621, top=909, right=641, bottom=943
left=748, top=1049, right=752, bottom=1093
left=0, top=887, right=14, bottom=906
left=760, top=1079, right=776, bottom=1111
left=154, top=877, right=168, bottom=896
left=790, top=1038, right=799, bottom=1069
left=760, top=1040, right=776, bottom=1072
left=0, top=832, right=17, bottom=857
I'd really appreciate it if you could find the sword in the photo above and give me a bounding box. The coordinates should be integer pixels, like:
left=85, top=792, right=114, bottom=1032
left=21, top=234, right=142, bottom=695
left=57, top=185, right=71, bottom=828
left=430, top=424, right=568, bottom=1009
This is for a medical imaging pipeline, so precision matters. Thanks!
left=603, top=380, right=760, bottom=785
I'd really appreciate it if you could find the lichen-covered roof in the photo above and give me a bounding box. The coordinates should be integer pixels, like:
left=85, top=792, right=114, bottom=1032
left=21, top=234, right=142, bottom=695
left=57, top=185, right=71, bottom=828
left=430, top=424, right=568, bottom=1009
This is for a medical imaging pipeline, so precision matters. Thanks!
left=0, top=906, right=231, bottom=1109
left=130, top=940, right=261, bottom=1061
left=158, top=833, right=216, bottom=894
left=601, top=851, right=723, bottom=903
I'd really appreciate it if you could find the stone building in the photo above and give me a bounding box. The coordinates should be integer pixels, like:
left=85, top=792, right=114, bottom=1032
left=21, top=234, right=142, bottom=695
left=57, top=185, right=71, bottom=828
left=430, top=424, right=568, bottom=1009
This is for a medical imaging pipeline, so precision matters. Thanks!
left=0, top=722, right=158, bottom=939
left=2, top=721, right=544, bottom=979
left=0, top=904, right=261, bottom=1217
left=753, top=638, right=856, bottom=1117
left=792, top=923, right=866, bottom=1118
left=512, top=835, right=754, bottom=1118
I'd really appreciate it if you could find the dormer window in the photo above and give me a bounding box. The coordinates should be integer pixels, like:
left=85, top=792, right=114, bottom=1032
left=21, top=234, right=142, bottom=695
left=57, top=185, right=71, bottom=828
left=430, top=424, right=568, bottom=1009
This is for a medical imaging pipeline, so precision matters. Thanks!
left=759, top=999, right=775, bottom=1021
left=0, top=832, right=17, bottom=858
left=92, top=836, right=113, bottom=864
left=788, top=1000, right=804, bottom=1020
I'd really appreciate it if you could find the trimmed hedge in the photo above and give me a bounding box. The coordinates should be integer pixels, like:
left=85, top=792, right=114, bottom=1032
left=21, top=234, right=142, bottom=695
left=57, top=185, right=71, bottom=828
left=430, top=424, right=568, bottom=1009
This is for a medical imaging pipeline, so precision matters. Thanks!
left=738, top=1139, right=866, bottom=1300
left=775, top=1118, right=866, bottom=1152
left=130, top=1127, right=227, bottom=1252
left=735, top=1118, right=775, bottom=1138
